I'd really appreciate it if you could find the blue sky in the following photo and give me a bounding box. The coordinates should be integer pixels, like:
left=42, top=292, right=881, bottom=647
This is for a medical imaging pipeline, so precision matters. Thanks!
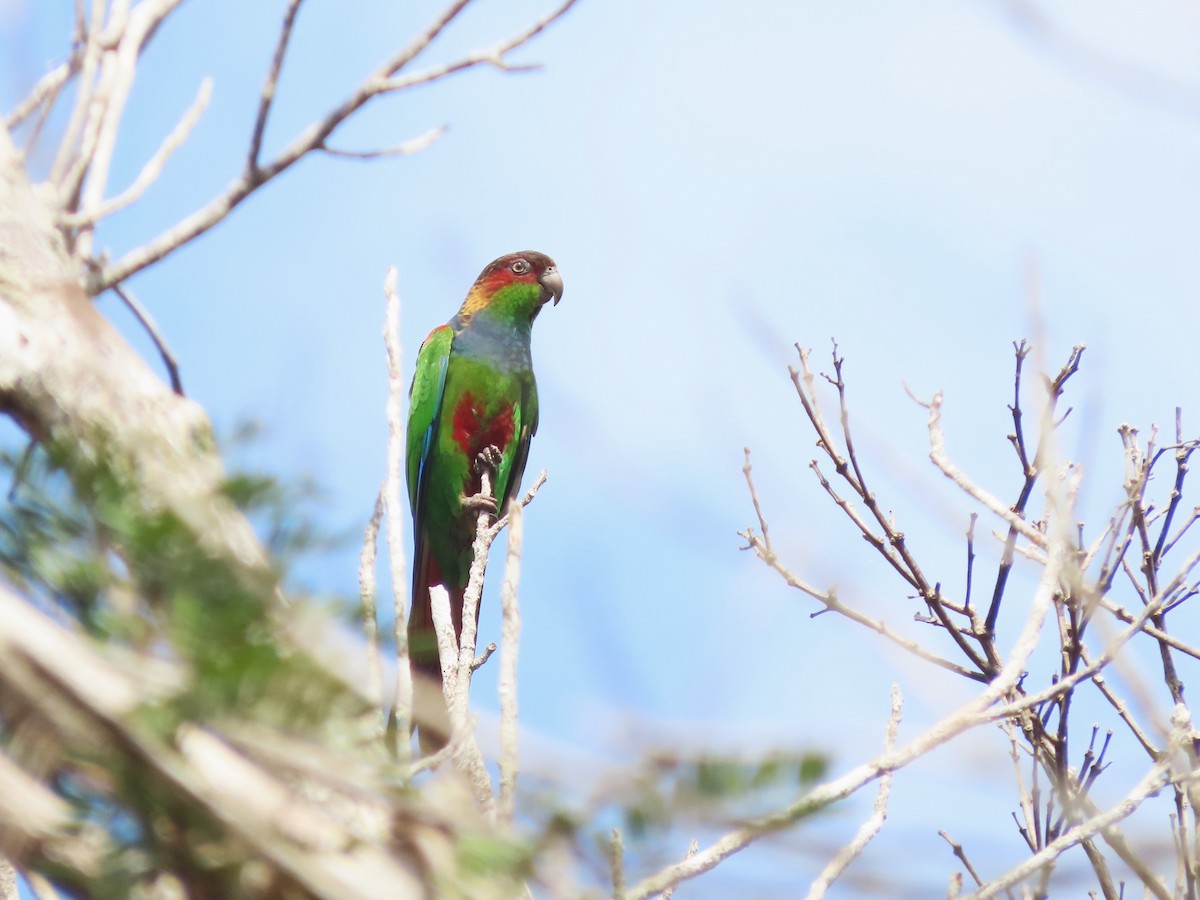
left=5, top=0, right=1200, bottom=894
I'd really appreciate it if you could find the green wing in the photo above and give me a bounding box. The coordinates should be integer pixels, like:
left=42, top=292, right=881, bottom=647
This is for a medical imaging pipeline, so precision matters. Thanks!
left=497, top=376, right=538, bottom=512
left=406, top=325, right=454, bottom=513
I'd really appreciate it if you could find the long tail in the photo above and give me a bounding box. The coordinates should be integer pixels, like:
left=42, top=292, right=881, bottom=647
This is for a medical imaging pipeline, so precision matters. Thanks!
left=408, top=544, right=461, bottom=752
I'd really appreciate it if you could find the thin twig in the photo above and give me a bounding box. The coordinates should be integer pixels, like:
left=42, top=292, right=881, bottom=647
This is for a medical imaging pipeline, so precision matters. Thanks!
left=660, top=841, right=698, bottom=900
left=317, top=126, right=447, bottom=160
left=248, top=0, right=306, bottom=169
left=965, top=512, right=978, bottom=611
left=109, top=281, right=183, bottom=394
left=805, top=685, right=903, bottom=899
left=939, top=830, right=985, bottom=889
left=1100, top=598, right=1200, bottom=663
left=739, top=457, right=984, bottom=682
left=610, top=828, right=626, bottom=900
left=919, top=390, right=1049, bottom=549
left=93, top=0, right=580, bottom=292
left=358, top=490, right=385, bottom=734
left=381, top=266, right=411, bottom=763
left=497, top=500, right=524, bottom=827
left=628, top=519, right=1069, bottom=900
left=4, top=62, right=73, bottom=129
left=968, top=758, right=1174, bottom=899
left=60, top=76, right=211, bottom=228
left=73, top=0, right=190, bottom=259
left=797, top=348, right=989, bottom=672
left=49, top=0, right=105, bottom=187
left=471, top=642, right=497, bottom=671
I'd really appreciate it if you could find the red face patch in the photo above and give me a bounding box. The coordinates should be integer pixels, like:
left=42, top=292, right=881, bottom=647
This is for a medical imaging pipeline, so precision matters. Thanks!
left=479, top=264, right=537, bottom=295
left=452, top=392, right=516, bottom=459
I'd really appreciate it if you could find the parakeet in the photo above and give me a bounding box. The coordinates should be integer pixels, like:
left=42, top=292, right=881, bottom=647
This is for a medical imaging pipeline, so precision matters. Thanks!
left=406, top=251, right=563, bottom=748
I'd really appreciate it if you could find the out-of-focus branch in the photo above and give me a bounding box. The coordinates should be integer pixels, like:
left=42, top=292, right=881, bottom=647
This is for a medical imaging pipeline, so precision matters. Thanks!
left=358, top=490, right=386, bottom=732
left=939, top=830, right=985, bottom=891
left=737, top=337, right=1191, bottom=898
left=0, top=122, right=273, bottom=598
left=91, top=0, right=580, bottom=292
left=631, top=515, right=1068, bottom=899
left=317, top=125, right=448, bottom=160
left=247, top=0, right=306, bottom=169
left=59, top=76, right=212, bottom=230
left=497, top=500, right=524, bottom=826
left=609, top=828, right=626, bottom=899
left=5, top=62, right=72, bottom=130
left=919, top=389, right=1049, bottom=550
left=0, top=580, right=486, bottom=896
left=790, top=346, right=991, bottom=673
left=69, top=0, right=189, bottom=260
left=0, top=858, right=14, bottom=900
left=447, top=459, right=501, bottom=816
left=0, top=749, right=102, bottom=879
left=740, top=449, right=985, bottom=683
left=382, top=266, right=412, bottom=761
left=804, top=685, right=903, bottom=899
left=984, top=342, right=1082, bottom=636
left=109, top=280, right=184, bottom=394
left=969, top=752, right=1174, bottom=899
left=1001, top=0, right=1200, bottom=117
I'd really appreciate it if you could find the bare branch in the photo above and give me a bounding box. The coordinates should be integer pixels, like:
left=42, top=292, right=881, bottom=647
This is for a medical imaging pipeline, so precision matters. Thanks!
left=248, top=0, right=306, bottom=169
left=487, top=468, right=548, bottom=539
left=740, top=453, right=985, bottom=682
left=426, top=583, right=496, bottom=813
left=358, top=489, right=386, bottom=733
left=742, top=447, right=772, bottom=551
left=48, top=0, right=105, bottom=187
left=659, top=841, right=697, bottom=900
left=4, top=63, right=73, bottom=130
left=939, top=830, right=985, bottom=889
left=629, top=522, right=1067, bottom=899
left=93, top=0, right=580, bottom=291
left=497, top=500, right=524, bottom=826
left=798, top=347, right=990, bottom=672
left=969, top=757, right=1174, bottom=899
left=1083, top=654, right=1160, bottom=759
left=60, top=76, right=211, bottom=229
left=921, top=390, right=1049, bottom=549
left=317, top=125, right=447, bottom=160
left=0, top=857, right=15, bottom=900
left=610, top=828, right=626, bottom=900
left=805, top=685, right=903, bottom=898
left=72, top=0, right=190, bottom=259
left=1002, top=0, right=1200, bottom=116
left=109, top=280, right=183, bottom=394
left=382, top=266, right=412, bottom=761
left=1100, top=598, right=1200, bottom=663
left=430, top=585, right=460, bottom=698
left=471, top=642, right=497, bottom=671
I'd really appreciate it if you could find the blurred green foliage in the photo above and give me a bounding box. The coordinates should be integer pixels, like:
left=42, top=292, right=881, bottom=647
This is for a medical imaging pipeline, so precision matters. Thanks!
left=621, top=750, right=829, bottom=838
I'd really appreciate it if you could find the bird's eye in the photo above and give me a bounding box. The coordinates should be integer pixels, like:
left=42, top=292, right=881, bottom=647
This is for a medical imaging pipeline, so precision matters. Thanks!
left=511, top=259, right=530, bottom=275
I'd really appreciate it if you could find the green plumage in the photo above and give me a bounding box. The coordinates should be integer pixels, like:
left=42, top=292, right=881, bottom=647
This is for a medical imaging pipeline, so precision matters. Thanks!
left=406, top=251, right=562, bottom=747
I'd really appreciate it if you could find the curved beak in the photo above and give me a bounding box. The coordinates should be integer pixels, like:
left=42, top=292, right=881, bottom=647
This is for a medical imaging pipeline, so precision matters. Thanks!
left=539, top=266, right=564, bottom=306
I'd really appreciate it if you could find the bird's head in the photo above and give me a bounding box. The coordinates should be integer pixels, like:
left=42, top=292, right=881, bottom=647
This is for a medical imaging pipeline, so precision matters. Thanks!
left=459, top=251, right=563, bottom=322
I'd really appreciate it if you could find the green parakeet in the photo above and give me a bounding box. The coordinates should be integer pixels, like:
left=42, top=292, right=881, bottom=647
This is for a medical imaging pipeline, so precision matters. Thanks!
left=406, top=251, right=562, bottom=747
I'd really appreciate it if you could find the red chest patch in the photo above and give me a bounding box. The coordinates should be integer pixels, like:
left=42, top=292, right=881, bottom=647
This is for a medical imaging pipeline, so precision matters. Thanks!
left=452, top=392, right=515, bottom=458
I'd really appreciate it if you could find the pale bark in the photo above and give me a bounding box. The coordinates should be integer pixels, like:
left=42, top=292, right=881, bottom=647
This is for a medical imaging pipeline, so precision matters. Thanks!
left=0, top=125, right=272, bottom=590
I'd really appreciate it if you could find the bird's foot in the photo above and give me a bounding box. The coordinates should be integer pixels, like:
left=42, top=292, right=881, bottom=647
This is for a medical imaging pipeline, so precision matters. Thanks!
left=464, top=446, right=502, bottom=514
left=461, top=492, right=498, bottom=514
left=474, top=445, right=503, bottom=475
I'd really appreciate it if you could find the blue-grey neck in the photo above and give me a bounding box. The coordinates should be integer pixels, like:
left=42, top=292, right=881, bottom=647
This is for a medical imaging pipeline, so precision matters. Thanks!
left=451, top=310, right=534, bottom=372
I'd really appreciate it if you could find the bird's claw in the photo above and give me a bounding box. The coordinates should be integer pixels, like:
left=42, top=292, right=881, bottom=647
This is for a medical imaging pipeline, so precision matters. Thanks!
left=461, top=492, right=498, bottom=514
left=474, top=445, right=503, bottom=475
left=464, top=446, right=502, bottom=513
